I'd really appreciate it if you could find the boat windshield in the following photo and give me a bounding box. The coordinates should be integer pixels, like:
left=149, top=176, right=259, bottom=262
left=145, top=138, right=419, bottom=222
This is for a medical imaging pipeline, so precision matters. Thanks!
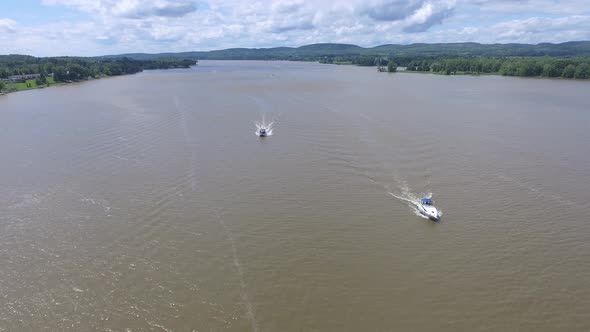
left=421, top=198, right=433, bottom=205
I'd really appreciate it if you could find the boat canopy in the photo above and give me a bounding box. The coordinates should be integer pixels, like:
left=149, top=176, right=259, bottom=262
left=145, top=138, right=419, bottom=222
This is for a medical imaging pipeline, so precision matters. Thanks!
left=421, top=198, right=433, bottom=205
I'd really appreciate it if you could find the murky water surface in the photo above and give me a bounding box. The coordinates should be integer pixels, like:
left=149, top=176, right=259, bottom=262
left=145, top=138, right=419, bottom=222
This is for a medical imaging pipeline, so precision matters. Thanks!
left=1, top=61, right=589, bottom=331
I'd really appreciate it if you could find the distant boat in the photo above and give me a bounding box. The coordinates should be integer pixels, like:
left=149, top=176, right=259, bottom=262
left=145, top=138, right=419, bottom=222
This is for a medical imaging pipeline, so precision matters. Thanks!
left=255, top=117, right=274, bottom=137
left=416, top=198, right=441, bottom=221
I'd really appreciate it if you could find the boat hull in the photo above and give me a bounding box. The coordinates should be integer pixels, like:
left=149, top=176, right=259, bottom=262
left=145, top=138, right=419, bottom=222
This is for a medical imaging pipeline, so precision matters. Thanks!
left=417, top=204, right=441, bottom=221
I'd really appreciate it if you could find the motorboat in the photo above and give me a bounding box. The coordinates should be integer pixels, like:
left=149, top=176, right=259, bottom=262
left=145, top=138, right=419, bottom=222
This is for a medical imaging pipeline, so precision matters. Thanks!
left=258, top=128, right=267, bottom=137
left=416, top=198, right=441, bottom=221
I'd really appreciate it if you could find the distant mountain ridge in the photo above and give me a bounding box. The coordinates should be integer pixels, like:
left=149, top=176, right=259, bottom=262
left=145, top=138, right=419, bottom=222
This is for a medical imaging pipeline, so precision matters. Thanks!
left=103, top=41, right=590, bottom=60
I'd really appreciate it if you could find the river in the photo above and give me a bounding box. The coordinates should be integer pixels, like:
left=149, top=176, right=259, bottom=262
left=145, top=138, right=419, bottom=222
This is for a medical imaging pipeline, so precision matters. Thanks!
left=1, top=60, right=589, bottom=331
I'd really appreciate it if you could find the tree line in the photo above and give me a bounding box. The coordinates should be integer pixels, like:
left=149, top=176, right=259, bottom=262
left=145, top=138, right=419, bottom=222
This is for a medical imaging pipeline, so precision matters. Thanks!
left=115, top=42, right=590, bottom=61
left=320, top=55, right=590, bottom=79
left=405, top=57, right=590, bottom=78
left=0, top=55, right=197, bottom=82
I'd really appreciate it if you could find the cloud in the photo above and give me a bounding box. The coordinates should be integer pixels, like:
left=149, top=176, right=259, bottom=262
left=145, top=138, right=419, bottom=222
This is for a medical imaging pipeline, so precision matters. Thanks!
left=392, top=15, right=590, bottom=44
left=464, top=0, right=579, bottom=14
left=146, top=24, right=188, bottom=41
left=2, top=1, right=589, bottom=56
left=0, top=19, right=17, bottom=33
left=360, top=0, right=457, bottom=32
left=266, top=0, right=316, bottom=33
left=490, top=15, right=590, bottom=43
left=403, top=0, right=456, bottom=32
left=268, top=19, right=315, bottom=33
left=115, top=0, right=197, bottom=19
left=363, top=0, right=424, bottom=21
left=43, top=0, right=197, bottom=18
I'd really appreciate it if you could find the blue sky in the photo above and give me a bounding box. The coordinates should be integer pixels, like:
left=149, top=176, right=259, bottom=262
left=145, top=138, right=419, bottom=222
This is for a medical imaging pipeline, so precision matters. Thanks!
left=1, top=0, right=589, bottom=56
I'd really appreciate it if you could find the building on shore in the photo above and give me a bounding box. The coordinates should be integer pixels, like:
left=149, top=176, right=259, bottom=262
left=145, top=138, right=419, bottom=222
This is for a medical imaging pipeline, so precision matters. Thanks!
left=8, top=74, right=42, bottom=83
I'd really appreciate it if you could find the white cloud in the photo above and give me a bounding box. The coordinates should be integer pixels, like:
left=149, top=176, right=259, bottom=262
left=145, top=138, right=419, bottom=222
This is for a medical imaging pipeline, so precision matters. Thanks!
left=0, top=19, right=17, bottom=33
left=463, top=0, right=590, bottom=15
left=1, top=1, right=589, bottom=55
left=387, top=15, right=590, bottom=44
left=266, top=0, right=317, bottom=33
left=490, top=15, right=590, bottom=43
left=42, top=0, right=197, bottom=18
left=357, top=0, right=457, bottom=32
left=362, top=0, right=425, bottom=21
left=403, top=0, right=456, bottom=32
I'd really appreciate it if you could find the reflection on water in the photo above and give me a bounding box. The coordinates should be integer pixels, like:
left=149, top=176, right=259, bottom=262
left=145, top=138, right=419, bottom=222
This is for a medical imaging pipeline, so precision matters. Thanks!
left=0, top=61, right=589, bottom=331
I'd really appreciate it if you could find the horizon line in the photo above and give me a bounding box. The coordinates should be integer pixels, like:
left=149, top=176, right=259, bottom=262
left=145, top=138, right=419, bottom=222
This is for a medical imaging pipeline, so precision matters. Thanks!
left=1, top=40, right=588, bottom=58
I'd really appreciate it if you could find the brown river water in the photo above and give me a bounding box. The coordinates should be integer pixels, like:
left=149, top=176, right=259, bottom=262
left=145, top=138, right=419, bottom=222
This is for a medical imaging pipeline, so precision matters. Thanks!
left=1, top=61, right=589, bottom=331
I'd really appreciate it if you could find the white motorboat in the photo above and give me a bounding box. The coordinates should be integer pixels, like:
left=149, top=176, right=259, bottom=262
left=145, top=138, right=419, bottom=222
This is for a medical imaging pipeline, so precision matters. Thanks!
left=416, top=198, right=441, bottom=221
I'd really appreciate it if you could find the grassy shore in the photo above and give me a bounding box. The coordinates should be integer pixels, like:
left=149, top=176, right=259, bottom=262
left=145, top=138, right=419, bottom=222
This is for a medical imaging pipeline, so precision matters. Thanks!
left=9, top=77, right=56, bottom=91
left=393, top=70, right=496, bottom=76
left=0, top=77, right=69, bottom=95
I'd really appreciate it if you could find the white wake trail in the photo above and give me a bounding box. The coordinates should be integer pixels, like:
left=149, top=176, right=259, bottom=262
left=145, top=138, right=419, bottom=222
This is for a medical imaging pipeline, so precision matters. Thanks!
left=214, top=211, right=259, bottom=332
left=254, top=114, right=275, bottom=136
left=362, top=170, right=439, bottom=220
left=174, top=97, right=197, bottom=192
left=387, top=180, right=439, bottom=220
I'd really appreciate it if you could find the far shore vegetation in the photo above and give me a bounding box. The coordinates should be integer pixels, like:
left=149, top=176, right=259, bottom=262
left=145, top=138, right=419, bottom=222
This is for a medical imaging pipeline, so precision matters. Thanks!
left=1, top=56, right=196, bottom=94
left=99, top=41, right=590, bottom=80
left=3, top=42, right=590, bottom=95
left=325, top=55, right=590, bottom=79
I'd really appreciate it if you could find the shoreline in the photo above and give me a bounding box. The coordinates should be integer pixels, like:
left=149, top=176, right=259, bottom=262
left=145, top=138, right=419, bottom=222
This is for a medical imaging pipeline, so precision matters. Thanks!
left=0, top=74, right=125, bottom=96
left=390, top=70, right=590, bottom=81
left=3, top=61, right=587, bottom=97
left=1, top=57, right=197, bottom=96
left=329, top=62, right=590, bottom=80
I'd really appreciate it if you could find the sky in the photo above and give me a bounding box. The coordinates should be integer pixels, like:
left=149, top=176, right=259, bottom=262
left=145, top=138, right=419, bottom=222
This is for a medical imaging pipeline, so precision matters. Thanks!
left=1, top=0, right=589, bottom=56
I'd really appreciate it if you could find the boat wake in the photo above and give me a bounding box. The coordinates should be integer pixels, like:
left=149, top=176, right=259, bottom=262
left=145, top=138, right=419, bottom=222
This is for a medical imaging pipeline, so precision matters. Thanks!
left=387, top=183, right=441, bottom=220
left=363, top=170, right=440, bottom=220
left=214, top=210, right=259, bottom=332
left=255, top=115, right=275, bottom=137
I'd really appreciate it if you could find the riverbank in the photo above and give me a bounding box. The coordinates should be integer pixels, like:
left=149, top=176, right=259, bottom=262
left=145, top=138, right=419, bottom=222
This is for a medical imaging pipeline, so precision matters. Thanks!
left=7, top=77, right=56, bottom=91
left=0, top=75, right=132, bottom=96
left=392, top=70, right=495, bottom=76
left=1, top=55, right=197, bottom=96
left=0, top=77, right=75, bottom=95
left=1, top=60, right=589, bottom=331
left=358, top=63, right=589, bottom=80
left=321, top=54, right=590, bottom=80
left=382, top=69, right=590, bottom=80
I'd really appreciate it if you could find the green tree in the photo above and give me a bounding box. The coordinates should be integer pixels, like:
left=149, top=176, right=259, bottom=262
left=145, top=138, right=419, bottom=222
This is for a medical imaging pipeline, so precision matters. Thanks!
left=66, top=64, right=87, bottom=80
left=387, top=60, right=397, bottom=72
left=516, top=61, right=541, bottom=76
left=562, top=64, right=576, bottom=78
left=499, top=61, right=518, bottom=76
left=541, top=63, right=559, bottom=77
left=574, top=63, right=590, bottom=79
left=429, top=62, right=442, bottom=72
left=53, top=66, right=67, bottom=82
left=0, top=80, right=5, bottom=91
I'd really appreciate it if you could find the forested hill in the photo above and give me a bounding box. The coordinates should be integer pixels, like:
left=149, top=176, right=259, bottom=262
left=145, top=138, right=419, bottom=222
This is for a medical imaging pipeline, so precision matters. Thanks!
left=105, top=41, right=590, bottom=61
